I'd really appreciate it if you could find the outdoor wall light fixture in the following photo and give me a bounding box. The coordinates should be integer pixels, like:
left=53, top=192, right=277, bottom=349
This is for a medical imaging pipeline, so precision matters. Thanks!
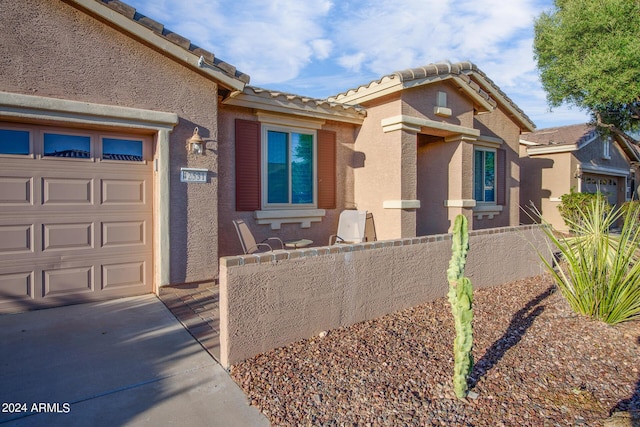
left=187, top=127, right=205, bottom=155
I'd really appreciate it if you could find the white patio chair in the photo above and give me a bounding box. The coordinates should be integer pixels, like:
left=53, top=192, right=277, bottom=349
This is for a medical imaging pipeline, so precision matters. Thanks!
left=329, top=210, right=368, bottom=245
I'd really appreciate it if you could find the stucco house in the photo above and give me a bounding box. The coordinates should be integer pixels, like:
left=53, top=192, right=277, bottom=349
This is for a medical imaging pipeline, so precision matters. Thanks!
left=519, top=123, right=640, bottom=231
left=0, top=0, right=534, bottom=313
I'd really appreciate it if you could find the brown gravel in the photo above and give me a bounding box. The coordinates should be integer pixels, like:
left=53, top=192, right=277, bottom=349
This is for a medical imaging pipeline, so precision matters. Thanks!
left=230, top=275, right=640, bottom=426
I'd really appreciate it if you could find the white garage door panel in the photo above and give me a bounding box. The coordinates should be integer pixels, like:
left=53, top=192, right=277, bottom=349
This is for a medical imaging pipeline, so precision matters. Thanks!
left=0, top=126, right=154, bottom=313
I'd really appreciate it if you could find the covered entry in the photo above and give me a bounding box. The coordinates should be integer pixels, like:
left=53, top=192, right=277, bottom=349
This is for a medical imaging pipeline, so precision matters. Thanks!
left=0, top=123, right=154, bottom=312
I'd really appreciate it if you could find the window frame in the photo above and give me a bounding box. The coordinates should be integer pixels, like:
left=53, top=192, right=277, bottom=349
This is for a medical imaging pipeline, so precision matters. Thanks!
left=260, top=124, right=318, bottom=210
left=0, top=125, right=34, bottom=158
left=474, top=147, right=497, bottom=204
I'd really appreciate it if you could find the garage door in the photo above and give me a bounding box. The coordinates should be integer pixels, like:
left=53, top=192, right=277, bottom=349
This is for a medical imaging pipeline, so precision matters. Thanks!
left=582, top=173, right=621, bottom=206
left=0, top=124, right=154, bottom=313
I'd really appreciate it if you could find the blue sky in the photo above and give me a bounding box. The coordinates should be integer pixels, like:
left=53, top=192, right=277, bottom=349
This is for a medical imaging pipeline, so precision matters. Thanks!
left=124, top=0, right=590, bottom=130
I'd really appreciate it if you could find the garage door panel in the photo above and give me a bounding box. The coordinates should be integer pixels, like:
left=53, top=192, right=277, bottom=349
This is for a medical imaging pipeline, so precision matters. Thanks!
left=102, top=261, right=146, bottom=290
left=43, top=266, right=94, bottom=298
left=0, top=271, right=35, bottom=302
left=0, top=224, right=33, bottom=254
left=101, top=220, right=147, bottom=247
left=43, top=223, right=93, bottom=252
left=42, top=177, right=93, bottom=205
left=0, top=176, right=32, bottom=205
left=101, top=179, right=146, bottom=205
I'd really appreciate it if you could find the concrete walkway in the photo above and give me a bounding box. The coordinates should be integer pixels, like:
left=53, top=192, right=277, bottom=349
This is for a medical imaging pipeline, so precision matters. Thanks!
left=0, top=295, right=269, bottom=427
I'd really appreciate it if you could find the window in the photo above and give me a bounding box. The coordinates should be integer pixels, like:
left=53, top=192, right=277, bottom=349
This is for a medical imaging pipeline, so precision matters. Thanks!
left=43, top=133, right=90, bottom=158
left=235, top=119, right=336, bottom=214
left=263, top=127, right=315, bottom=207
left=0, top=129, right=30, bottom=155
left=603, top=138, right=611, bottom=159
left=102, top=138, right=143, bottom=161
left=474, top=148, right=496, bottom=203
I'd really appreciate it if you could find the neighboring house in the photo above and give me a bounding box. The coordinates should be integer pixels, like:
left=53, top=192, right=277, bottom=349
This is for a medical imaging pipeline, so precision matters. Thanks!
left=0, top=0, right=534, bottom=312
left=519, top=123, right=640, bottom=231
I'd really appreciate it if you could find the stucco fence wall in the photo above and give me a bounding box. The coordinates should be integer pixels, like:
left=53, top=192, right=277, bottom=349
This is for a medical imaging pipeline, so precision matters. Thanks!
left=219, top=225, right=551, bottom=368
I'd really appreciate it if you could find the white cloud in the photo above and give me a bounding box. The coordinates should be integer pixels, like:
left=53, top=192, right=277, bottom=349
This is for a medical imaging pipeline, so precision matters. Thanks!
left=123, top=0, right=589, bottom=127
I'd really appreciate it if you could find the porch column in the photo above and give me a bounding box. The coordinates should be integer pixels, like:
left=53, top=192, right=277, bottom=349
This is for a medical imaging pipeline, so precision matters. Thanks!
left=443, top=135, right=476, bottom=231
left=379, top=127, right=420, bottom=239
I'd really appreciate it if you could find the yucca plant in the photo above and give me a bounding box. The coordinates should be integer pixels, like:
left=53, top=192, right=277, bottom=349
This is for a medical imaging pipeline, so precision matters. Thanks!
left=539, top=197, right=640, bottom=324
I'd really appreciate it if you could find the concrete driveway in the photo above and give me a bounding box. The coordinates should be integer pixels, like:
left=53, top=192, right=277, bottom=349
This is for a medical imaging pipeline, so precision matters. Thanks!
left=0, top=295, right=269, bottom=427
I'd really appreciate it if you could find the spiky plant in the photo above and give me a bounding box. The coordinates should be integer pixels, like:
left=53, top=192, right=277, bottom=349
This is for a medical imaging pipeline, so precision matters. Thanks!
left=539, top=198, right=640, bottom=324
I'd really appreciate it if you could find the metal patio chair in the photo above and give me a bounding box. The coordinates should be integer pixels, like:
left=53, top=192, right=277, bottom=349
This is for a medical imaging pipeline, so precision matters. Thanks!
left=233, top=219, right=284, bottom=254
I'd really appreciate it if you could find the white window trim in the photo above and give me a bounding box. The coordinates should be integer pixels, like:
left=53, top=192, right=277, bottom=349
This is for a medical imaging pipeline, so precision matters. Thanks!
left=474, top=146, right=497, bottom=205
left=260, top=124, right=318, bottom=210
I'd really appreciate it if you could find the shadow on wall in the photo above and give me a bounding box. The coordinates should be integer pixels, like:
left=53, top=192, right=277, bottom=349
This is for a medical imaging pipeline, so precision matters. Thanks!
left=171, top=118, right=216, bottom=284
left=520, top=157, right=555, bottom=225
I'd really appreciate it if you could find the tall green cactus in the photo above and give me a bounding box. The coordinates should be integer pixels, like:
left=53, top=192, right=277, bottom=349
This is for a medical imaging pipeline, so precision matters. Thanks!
left=446, top=214, right=474, bottom=399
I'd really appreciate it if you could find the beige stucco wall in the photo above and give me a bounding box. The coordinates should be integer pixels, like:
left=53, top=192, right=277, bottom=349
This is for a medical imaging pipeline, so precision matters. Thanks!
left=401, top=81, right=475, bottom=128
left=352, top=95, right=408, bottom=240
left=219, top=224, right=551, bottom=367
left=217, top=105, right=359, bottom=256
left=0, top=0, right=224, bottom=284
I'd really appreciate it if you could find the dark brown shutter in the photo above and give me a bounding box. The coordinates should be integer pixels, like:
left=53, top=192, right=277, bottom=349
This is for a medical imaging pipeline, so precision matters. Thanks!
left=235, top=119, right=261, bottom=211
left=497, top=148, right=507, bottom=206
left=317, top=129, right=336, bottom=209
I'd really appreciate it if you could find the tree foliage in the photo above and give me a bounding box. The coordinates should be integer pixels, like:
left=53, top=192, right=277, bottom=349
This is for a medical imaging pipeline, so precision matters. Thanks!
left=533, top=0, right=640, bottom=138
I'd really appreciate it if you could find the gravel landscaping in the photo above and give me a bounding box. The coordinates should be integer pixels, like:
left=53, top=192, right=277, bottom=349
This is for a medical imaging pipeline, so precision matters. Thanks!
left=230, top=274, right=640, bottom=426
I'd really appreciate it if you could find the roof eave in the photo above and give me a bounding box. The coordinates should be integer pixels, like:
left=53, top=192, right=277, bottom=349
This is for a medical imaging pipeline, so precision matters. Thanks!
left=223, top=89, right=366, bottom=125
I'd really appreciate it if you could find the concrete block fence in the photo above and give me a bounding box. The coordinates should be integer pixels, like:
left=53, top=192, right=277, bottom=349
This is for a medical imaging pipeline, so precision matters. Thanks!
left=219, top=225, right=551, bottom=368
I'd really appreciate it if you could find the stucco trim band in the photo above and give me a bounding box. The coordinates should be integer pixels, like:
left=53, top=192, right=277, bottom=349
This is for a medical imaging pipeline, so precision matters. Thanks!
left=0, top=91, right=178, bottom=291
left=444, top=199, right=477, bottom=208
left=381, top=115, right=480, bottom=138
left=382, top=200, right=421, bottom=209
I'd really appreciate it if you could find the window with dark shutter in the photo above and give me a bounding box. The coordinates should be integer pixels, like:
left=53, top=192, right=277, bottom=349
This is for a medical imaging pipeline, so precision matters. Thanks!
left=235, top=119, right=261, bottom=211
left=317, top=129, right=336, bottom=209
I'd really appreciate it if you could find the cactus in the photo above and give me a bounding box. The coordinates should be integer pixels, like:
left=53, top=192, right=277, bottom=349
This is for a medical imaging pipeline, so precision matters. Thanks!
left=446, top=214, right=474, bottom=399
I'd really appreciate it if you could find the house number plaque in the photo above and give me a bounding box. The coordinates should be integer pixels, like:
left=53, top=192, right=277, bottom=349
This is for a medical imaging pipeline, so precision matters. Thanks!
left=180, top=168, right=208, bottom=183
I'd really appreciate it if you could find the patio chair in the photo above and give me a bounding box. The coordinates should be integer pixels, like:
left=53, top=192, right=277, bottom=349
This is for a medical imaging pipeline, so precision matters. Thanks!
left=329, top=210, right=368, bottom=245
left=364, top=212, right=377, bottom=242
left=233, top=219, right=284, bottom=254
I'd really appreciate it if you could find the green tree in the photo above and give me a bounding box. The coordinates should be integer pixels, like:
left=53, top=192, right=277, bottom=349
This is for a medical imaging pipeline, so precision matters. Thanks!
left=533, top=0, right=640, bottom=141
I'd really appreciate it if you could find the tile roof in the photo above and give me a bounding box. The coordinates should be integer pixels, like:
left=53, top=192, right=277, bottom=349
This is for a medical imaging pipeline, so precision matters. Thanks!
left=329, top=61, right=535, bottom=131
left=94, top=0, right=249, bottom=84
left=246, top=86, right=367, bottom=115
left=521, top=123, right=595, bottom=146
